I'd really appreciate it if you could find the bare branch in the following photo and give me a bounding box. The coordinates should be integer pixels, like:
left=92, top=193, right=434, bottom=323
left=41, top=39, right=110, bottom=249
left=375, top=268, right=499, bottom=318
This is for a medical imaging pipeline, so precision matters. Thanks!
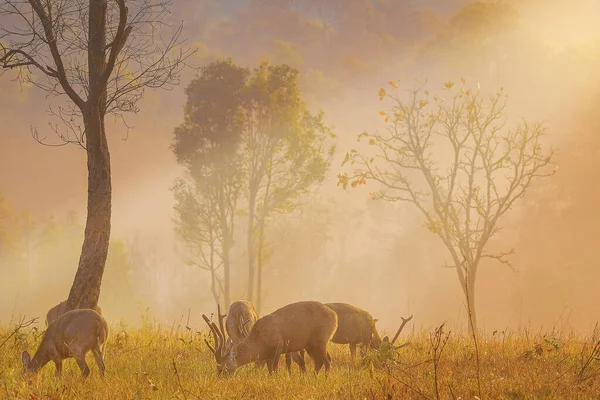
left=342, top=79, right=555, bottom=331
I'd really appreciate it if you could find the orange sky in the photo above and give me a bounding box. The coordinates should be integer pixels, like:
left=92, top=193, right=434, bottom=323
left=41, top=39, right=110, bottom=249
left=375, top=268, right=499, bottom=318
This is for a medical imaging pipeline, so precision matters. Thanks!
left=1, top=0, right=600, bottom=333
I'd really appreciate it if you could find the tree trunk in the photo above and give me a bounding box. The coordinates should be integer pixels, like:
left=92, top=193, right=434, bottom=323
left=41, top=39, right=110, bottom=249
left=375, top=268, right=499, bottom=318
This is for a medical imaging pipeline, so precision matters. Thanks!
left=459, top=264, right=478, bottom=335
left=222, top=234, right=232, bottom=309
left=209, top=233, right=220, bottom=307
left=66, top=0, right=111, bottom=311
left=255, top=216, right=267, bottom=315
left=66, top=110, right=112, bottom=310
left=209, top=269, right=220, bottom=307
left=247, top=189, right=257, bottom=304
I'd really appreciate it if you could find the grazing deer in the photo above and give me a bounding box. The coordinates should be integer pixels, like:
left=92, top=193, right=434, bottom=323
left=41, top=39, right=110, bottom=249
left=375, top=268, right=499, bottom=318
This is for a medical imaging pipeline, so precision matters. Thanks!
left=225, top=300, right=259, bottom=346
left=204, top=301, right=307, bottom=374
left=323, top=302, right=381, bottom=360
left=45, top=300, right=103, bottom=326
left=22, top=309, right=109, bottom=377
left=324, top=303, right=413, bottom=360
left=204, top=301, right=337, bottom=375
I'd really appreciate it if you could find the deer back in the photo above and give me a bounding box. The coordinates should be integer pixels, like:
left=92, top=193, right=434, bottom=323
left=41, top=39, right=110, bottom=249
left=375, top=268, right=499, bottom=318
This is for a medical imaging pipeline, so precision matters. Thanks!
left=45, top=300, right=103, bottom=326
left=240, top=301, right=338, bottom=357
left=325, top=302, right=379, bottom=346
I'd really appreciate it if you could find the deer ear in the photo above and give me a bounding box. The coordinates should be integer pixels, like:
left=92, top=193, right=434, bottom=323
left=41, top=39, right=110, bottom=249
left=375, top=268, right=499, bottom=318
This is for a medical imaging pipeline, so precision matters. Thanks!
left=383, top=336, right=389, bottom=343
left=21, top=351, right=31, bottom=367
left=374, top=318, right=379, bottom=323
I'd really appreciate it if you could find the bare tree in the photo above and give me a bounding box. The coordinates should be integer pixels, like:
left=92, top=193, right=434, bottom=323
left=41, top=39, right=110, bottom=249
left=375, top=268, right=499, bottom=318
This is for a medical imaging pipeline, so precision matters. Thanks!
left=340, top=78, right=554, bottom=333
left=0, top=0, right=193, bottom=310
left=172, top=170, right=240, bottom=308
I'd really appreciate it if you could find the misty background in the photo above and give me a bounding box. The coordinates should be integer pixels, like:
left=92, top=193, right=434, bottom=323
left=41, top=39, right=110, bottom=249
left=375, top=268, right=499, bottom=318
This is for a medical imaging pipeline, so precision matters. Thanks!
left=1, top=0, right=599, bottom=335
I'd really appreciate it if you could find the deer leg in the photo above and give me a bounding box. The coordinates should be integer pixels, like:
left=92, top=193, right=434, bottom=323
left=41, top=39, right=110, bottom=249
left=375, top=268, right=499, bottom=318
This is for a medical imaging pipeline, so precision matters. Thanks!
left=285, top=353, right=292, bottom=375
left=359, top=341, right=368, bottom=359
left=271, top=350, right=281, bottom=374
left=74, top=354, right=91, bottom=378
left=349, top=343, right=357, bottom=361
left=53, top=359, right=63, bottom=376
left=322, top=348, right=332, bottom=374
left=92, top=347, right=106, bottom=377
left=304, top=347, right=322, bottom=374
left=292, top=351, right=306, bottom=373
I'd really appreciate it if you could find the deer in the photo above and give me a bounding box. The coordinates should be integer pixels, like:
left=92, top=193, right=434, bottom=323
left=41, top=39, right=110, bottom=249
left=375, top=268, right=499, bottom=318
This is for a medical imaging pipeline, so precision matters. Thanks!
left=45, top=300, right=103, bottom=326
left=22, top=309, right=109, bottom=378
left=322, top=302, right=382, bottom=360
left=203, top=300, right=337, bottom=375
left=323, top=303, right=413, bottom=360
left=274, top=301, right=414, bottom=364
left=204, top=301, right=307, bottom=374
left=282, top=303, right=413, bottom=366
left=225, top=300, right=258, bottom=346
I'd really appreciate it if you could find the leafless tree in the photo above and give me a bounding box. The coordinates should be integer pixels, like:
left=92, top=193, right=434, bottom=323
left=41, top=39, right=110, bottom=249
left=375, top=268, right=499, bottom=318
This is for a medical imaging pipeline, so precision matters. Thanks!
left=172, top=169, right=240, bottom=308
left=0, top=0, right=194, bottom=310
left=340, top=78, right=555, bottom=334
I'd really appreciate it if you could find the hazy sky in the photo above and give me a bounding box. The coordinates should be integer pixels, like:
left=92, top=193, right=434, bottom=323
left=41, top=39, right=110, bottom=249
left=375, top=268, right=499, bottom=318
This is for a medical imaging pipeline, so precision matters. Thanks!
left=1, top=0, right=600, bottom=333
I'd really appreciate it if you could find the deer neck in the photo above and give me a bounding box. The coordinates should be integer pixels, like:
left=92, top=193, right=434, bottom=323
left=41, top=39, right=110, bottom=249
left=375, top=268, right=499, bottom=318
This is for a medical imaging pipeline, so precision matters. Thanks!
left=235, top=340, right=263, bottom=366
left=29, top=346, right=51, bottom=373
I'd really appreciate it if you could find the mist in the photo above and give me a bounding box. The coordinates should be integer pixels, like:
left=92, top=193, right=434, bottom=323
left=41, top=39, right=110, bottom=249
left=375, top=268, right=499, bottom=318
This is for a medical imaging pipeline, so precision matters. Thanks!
left=1, top=0, right=599, bottom=336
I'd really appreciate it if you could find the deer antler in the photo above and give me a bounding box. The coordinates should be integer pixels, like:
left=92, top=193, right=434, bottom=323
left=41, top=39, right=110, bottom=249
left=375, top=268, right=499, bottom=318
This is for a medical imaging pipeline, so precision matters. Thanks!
left=240, top=318, right=252, bottom=338
left=390, top=314, right=413, bottom=348
left=202, top=313, right=220, bottom=356
left=202, top=304, right=229, bottom=362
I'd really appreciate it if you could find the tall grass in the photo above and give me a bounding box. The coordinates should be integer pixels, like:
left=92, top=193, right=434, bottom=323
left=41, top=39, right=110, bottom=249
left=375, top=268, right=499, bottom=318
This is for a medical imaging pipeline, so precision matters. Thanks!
left=2, top=319, right=600, bottom=399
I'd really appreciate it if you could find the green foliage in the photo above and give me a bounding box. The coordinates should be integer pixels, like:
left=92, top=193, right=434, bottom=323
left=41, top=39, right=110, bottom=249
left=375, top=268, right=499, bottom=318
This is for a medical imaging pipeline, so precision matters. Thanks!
left=171, top=58, right=336, bottom=306
left=171, top=58, right=249, bottom=166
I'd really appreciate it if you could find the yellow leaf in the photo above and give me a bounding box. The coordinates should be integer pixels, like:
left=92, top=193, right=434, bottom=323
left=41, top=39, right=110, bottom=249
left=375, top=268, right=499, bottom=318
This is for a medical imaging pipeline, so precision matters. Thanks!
left=461, top=76, right=466, bottom=85
left=444, top=81, right=455, bottom=89
left=378, top=88, right=386, bottom=101
left=379, top=111, right=386, bottom=116
left=384, top=117, right=389, bottom=123
left=419, top=100, right=428, bottom=109
left=388, top=80, right=397, bottom=89
left=369, top=139, right=376, bottom=145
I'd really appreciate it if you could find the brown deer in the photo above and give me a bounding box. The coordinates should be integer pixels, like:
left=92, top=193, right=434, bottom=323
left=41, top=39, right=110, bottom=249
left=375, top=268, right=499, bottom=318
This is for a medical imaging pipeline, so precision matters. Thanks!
left=204, top=301, right=307, bottom=374
left=225, top=300, right=258, bottom=346
left=22, top=309, right=109, bottom=377
left=45, top=300, right=103, bottom=326
left=204, top=301, right=337, bottom=375
left=324, top=303, right=413, bottom=360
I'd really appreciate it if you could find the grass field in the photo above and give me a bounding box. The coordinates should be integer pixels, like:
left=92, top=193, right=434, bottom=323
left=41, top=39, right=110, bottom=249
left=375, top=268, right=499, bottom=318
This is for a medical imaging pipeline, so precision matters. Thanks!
left=2, top=319, right=600, bottom=399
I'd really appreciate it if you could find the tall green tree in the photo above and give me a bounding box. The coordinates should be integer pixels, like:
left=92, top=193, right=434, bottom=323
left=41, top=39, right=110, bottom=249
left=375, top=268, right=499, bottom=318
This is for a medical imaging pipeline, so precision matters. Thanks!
left=172, top=60, right=247, bottom=308
left=1, top=0, right=192, bottom=310
left=172, top=60, right=335, bottom=311
left=242, top=63, right=335, bottom=312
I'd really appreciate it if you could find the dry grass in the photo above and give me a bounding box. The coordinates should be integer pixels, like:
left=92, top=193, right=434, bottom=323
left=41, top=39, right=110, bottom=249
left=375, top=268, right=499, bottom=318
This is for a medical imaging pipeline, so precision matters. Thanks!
left=2, top=319, right=600, bottom=399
